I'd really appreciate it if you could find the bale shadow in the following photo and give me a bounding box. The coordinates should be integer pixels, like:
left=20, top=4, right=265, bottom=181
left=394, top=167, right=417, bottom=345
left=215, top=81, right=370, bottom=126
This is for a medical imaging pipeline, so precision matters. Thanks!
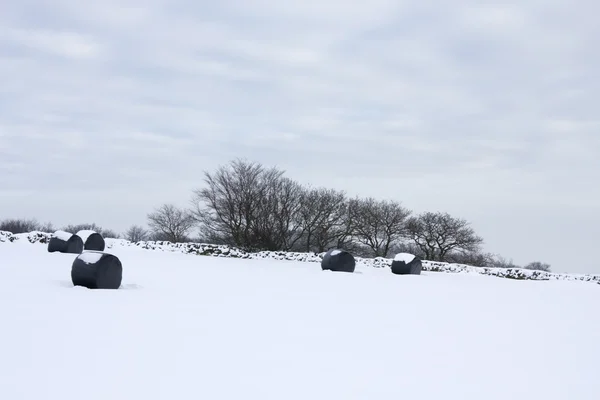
left=55, top=281, right=142, bottom=290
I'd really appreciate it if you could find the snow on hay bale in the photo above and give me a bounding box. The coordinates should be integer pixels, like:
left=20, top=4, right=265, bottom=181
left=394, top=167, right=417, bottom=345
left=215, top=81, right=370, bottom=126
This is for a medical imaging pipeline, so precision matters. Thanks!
left=71, top=251, right=123, bottom=289
left=321, top=249, right=356, bottom=273
left=391, top=253, right=422, bottom=275
left=48, top=230, right=84, bottom=254
left=76, top=230, right=105, bottom=251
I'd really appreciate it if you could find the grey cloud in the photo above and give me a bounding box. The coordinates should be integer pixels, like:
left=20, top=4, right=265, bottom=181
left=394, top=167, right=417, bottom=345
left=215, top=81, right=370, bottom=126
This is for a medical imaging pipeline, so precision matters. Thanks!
left=1, top=0, right=599, bottom=273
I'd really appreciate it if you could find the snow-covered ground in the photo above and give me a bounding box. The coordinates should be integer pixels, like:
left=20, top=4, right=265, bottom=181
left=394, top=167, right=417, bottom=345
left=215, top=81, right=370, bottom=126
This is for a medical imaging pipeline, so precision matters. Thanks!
left=3, top=231, right=600, bottom=283
left=1, top=236, right=599, bottom=399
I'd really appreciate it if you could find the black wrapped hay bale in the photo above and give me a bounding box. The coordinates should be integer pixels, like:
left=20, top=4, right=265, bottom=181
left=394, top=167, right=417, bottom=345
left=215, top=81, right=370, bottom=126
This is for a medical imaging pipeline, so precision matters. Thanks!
left=71, top=251, right=122, bottom=289
left=47, top=230, right=84, bottom=254
left=391, top=253, right=422, bottom=275
left=321, top=249, right=356, bottom=273
left=76, top=230, right=105, bottom=251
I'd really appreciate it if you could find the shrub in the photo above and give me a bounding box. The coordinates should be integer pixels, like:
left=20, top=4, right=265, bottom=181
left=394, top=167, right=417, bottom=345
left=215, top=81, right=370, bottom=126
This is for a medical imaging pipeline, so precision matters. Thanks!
left=0, top=218, right=41, bottom=233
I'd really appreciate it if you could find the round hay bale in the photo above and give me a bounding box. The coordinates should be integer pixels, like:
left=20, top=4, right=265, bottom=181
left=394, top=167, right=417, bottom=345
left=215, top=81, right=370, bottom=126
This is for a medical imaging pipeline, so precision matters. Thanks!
left=321, top=249, right=356, bottom=273
left=76, top=230, right=105, bottom=251
left=71, top=251, right=122, bottom=289
left=47, top=230, right=84, bottom=254
left=391, top=253, right=422, bottom=275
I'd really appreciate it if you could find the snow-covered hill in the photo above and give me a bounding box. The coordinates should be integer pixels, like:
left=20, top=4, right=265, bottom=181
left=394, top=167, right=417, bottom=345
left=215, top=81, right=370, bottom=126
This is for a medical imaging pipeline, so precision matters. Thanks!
left=1, top=232, right=599, bottom=400
left=2, top=230, right=599, bottom=284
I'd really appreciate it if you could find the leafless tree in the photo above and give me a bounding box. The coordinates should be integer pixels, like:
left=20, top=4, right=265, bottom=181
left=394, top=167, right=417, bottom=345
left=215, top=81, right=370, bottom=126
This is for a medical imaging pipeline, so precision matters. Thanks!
left=407, top=211, right=483, bottom=261
left=298, top=187, right=348, bottom=252
left=349, top=197, right=411, bottom=257
left=389, top=241, right=426, bottom=259
left=39, top=221, right=55, bottom=233
left=524, top=261, right=551, bottom=272
left=189, top=159, right=500, bottom=260
left=253, top=176, right=305, bottom=251
left=446, top=251, right=496, bottom=268
left=191, top=159, right=306, bottom=251
left=125, top=225, right=149, bottom=242
left=192, top=159, right=274, bottom=248
left=147, top=204, right=196, bottom=243
left=102, top=229, right=120, bottom=238
left=62, top=223, right=102, bottom=234
left=0, top=218, right=41, bottom=233
left=487, top=255, right=521, bottom=269
left=148, top=231, right=177, bottom=241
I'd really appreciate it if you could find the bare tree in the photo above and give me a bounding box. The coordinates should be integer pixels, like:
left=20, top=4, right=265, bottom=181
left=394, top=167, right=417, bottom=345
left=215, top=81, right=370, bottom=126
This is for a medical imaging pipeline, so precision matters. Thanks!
left=0, top=218, right=41, bottom=233
left=190, top=159, right=495, bottom=260
left=330, top=202, right=360, bottom=251
left=389, top=241, right=426, bottom=259
left=62, top=223, right=103, bottom=234
left=148, top=231, right=176, bottom=241
left=192, top=159, right=306, bottom=251
left=407, top=211, right=483, bottom=262
left=349, top=197, right=411, bottom=257
left=488, top=255, right=521, bottom=269
left=524, top=261, right=551, bottom=272
left=446, top=251, right=496, bottom=268
left=39, top=221, right=55, bottom=233
left=192, top=159, right=274, bottom=248
left=253, top=176, right=305, bottom=251
left=125, top=225, right=149, bottom=242
left=297, top=187, right=348, bottom=252
left=101, top=229, right=119, bottom=239
left=147, top=204, right=196, bottom=243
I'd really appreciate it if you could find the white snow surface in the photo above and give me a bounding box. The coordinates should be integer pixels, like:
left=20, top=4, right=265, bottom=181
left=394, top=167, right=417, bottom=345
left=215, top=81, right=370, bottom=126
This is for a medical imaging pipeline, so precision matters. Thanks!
left=2, top=231, right=600, bottom=284
left=1, top=240, right=599, bottom=399
left=78, top=251, right=104, bottom=264
left=330, top=249, right=342, bottom=255
left=52, top=230, right=72, bottom=241
left=76, top=230, right=96, bottom=242
left=394, top=252, right=416, bottom=263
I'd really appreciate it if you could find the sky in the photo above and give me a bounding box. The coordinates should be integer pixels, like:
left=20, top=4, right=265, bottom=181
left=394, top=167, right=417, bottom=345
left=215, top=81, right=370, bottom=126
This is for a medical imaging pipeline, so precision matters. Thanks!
left=1, top=0, right=599, bottom=274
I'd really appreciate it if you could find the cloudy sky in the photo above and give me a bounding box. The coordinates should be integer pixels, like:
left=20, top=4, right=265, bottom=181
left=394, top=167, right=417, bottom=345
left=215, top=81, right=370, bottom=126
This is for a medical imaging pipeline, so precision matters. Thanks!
left=1, top=0, right=599, bottom=273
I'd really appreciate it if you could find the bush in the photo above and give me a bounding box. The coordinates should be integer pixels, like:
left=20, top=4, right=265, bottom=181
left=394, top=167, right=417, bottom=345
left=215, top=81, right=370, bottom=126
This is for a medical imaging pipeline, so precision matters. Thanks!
left=61, top=223, right=119, bottom=238
left=38, top=222, right=55, bottom=233
left=100, top=229, right=120, bottom=239
left=446, top=251, right=496, bottom=268
left=524, top=261, right=551, bottom=272
left=0, top=218, right=41, bottom=234
left=488, top=256, right=522, bottom=269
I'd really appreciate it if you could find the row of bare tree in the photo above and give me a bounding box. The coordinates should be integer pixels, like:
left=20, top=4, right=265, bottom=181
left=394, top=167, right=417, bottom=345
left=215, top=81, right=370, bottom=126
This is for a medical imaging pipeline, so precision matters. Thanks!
left=0, top=219, right=120, bottom=239
left=144, top=159, right=486, bottom=262
left=0, top=159, right=551, bottom=271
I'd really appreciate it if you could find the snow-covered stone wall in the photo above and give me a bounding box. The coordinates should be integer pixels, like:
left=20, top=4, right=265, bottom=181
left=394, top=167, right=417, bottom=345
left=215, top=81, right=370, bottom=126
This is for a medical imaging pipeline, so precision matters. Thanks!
left=1, top=230, right=599, bottom=284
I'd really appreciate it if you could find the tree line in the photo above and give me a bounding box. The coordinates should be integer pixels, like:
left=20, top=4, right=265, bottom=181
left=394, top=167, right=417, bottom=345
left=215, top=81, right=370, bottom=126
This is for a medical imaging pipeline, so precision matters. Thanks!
left=0, top=220, right=120, bottom=239
left=143, top=159, right=550, bottom=271
left=0, top=159, right=551, bottom=272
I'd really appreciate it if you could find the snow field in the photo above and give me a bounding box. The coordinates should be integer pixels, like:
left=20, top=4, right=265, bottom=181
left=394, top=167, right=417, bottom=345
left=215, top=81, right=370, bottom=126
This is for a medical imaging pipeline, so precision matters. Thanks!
left=0, top=240, right=599, bottom=399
